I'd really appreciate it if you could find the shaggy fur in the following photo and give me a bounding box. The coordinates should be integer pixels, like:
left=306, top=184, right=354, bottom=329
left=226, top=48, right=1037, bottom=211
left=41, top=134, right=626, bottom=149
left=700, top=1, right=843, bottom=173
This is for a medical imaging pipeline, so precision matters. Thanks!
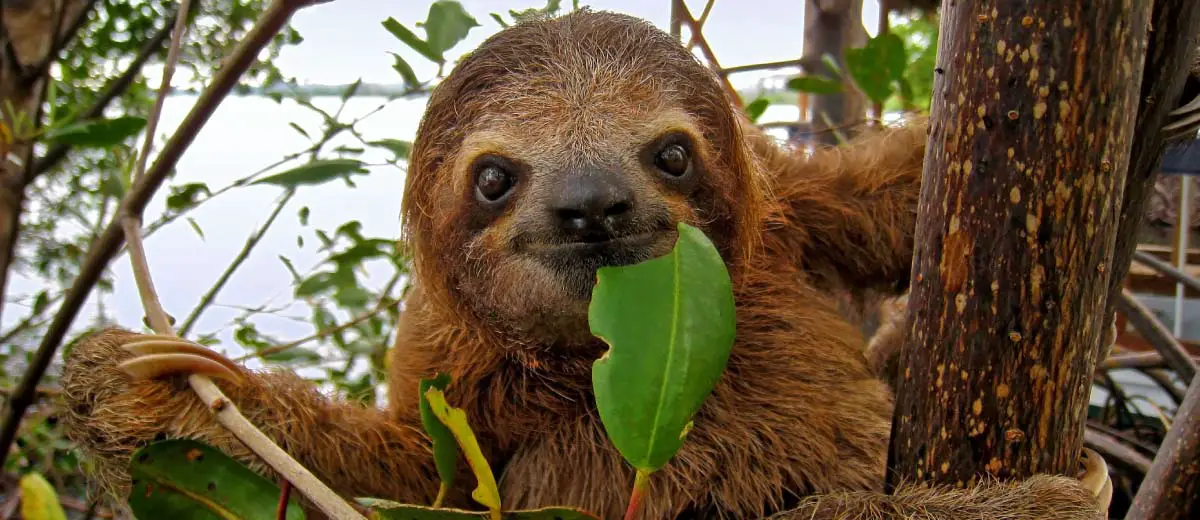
left=59, top=10, right=1105, bottom=520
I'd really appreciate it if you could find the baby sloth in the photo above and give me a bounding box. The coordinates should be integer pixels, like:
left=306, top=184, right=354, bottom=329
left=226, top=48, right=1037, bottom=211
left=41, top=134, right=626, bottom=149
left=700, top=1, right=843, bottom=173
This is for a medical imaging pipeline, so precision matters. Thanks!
left=60, top=10, right=1111, bottom=520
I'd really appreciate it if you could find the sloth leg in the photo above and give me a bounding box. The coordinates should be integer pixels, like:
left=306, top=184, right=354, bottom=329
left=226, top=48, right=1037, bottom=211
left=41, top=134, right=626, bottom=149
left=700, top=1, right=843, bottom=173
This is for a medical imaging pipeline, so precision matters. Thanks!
left=59, top=328, right=441, bottom=513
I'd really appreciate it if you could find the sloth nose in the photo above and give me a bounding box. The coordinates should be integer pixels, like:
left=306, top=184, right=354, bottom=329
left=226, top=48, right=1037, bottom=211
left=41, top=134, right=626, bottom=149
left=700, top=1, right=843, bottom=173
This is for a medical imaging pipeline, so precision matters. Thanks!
left=550, top=168, right=635, bottom=241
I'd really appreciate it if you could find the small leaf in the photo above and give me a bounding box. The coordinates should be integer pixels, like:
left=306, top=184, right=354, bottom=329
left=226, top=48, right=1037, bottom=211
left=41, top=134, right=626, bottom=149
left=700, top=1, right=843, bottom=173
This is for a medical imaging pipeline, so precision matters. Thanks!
left=359, top=498, right=600, bottom=520
left=341, top=78, right=363, bottom=101
left=389, top=52, right=421, bottom=89
left=489, top=13, right=509, bottom=27
left=382, top=17, right=443, bottom=63
left=299, top=206, right=311, bottom=226
left=419, top=374, right=459, bottom=501
left=127, top=439, right=305, bottom=519
left=787, top=75, right=842, bottom=95
left=46, top=116, right=146, bottom=148
left=289, top=122, right=310, bottom=138
left=423, top=1, right=481, bottom=54
left=186, top=217, right=206, bottom=241
left=369, top=138, right=413, bottom=161
left=744, top=98, right=770, bottom=123
left=19, top=472, right=67, bottom=520
left=166, top=182, right=212, bottom=212
left=423, top=387, right=501, bottom=516
left=253, top=158, right=369, bottom=189
left=261, top=347, right=322, bottom=364
left=589, top=222, right=736, bottom=473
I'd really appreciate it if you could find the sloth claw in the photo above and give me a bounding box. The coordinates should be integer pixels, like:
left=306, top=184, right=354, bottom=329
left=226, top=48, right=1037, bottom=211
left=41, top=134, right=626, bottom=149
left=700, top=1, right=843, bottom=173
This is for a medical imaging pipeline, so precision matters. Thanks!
left=1078, top=447, right=1113, bottom=514
left=118, top=337, right=244, bottom=385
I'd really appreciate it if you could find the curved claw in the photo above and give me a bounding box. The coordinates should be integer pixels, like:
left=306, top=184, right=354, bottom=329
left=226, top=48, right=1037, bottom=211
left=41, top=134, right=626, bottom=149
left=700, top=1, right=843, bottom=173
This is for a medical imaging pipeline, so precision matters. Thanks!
left=1078, top=447, right=1113, bottom=515
left=117, top=337, right=244, bottom=385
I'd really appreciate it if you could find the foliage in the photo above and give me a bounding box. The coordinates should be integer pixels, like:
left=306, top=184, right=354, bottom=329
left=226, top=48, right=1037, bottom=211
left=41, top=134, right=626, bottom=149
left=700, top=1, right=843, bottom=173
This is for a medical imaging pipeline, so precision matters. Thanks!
left=127, top=439, right=305, bottom=520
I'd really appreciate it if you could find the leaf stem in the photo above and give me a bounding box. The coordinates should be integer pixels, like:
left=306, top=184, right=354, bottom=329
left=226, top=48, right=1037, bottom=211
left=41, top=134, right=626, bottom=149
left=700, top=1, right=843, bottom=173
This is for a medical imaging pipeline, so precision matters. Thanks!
left=623, top=469, right=651, bottom=520
left=433, top=482, right=448, bottom=508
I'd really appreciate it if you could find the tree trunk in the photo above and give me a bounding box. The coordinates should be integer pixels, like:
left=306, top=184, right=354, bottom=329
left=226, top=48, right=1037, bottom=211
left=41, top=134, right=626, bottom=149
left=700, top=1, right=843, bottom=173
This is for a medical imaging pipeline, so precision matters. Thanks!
left=803, top=0, right=866, bottom=146
left=887, top=0, right=1152, bottom=488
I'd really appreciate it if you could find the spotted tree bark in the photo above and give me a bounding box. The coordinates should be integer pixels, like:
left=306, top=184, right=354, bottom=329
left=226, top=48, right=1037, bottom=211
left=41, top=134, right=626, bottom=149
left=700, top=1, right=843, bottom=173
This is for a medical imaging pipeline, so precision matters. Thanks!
left=886, top=0, right=1152, bottom=488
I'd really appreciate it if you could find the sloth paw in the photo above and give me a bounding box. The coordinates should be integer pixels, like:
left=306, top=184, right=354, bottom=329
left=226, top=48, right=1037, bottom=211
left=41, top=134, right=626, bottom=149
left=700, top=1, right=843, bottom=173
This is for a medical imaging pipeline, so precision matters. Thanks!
left=117, top=335, right=245, bottom=385
left=1078, top=447, right=1113, bottom=515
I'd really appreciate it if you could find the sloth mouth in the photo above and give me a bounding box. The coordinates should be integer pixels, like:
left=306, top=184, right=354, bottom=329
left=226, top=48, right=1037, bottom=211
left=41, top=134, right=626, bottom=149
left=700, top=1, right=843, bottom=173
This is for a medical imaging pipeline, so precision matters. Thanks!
left=525, top=231, right=674, bottom=299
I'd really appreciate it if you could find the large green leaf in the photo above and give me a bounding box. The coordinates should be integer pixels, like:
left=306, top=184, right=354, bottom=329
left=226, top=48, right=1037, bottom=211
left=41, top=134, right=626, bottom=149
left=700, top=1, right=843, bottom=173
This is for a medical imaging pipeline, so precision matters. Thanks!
left=423, top=1, right=480, bottom=55
left=419, top=373, right=459, bottom=506
left=253, top=158, right=369, bottom=188
left=589, top=222, right=736, bottom=473
left=45, top=116, right=146, bottom=148
left=127, top=439, right=305, bottom=520
left=358, top=499, right=599, bottom=520
left=845, top=33, right=908, bottom=105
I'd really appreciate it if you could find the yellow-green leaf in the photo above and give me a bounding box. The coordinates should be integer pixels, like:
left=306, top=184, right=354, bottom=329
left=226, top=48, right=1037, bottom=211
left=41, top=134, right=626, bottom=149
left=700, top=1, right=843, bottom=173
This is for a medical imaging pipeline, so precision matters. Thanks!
left=589, top=222, right=736, bottom=472
left=423, top=387, right=501, bottom=518
left=19, top=472, right=67, bottom=520
left=419, top=373, right=458, bottom=506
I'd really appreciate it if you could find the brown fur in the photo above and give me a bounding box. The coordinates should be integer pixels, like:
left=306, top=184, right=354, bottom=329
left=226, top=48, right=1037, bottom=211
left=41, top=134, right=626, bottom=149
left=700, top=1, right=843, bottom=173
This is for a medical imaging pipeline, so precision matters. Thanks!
left=59, top=10, right=1104, bottom=520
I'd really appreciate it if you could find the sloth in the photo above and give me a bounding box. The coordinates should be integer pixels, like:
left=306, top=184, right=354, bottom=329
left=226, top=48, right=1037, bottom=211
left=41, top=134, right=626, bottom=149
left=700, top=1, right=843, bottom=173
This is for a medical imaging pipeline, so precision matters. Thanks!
left=60, top=9, right=1111, bottom=520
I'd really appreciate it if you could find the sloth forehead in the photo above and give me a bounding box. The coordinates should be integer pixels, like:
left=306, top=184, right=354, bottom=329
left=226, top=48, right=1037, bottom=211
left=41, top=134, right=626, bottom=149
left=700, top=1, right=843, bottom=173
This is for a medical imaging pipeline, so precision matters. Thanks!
left=455, top=108, right=704, bottom=170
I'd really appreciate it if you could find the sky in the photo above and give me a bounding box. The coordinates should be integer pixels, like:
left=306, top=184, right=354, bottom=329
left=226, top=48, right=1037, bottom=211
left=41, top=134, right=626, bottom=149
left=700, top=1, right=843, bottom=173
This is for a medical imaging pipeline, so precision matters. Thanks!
left=273, top=0, right=883, bottom=90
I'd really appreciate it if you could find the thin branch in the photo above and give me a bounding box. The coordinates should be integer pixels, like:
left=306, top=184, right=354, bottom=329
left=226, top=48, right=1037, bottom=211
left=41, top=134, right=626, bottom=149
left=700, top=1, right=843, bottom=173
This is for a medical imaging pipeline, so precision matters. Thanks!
left=1084, top=426, right=1153, bottom=475
left=1116, top=289, right=1200, bottom=382
left=1132, top=249, right=1200, bottom=295
left=0, top=7, right=355, bottom=515
left=177, top=189, right=295, bottom=336
left=1126, top=373, right=1200, bottom=519
left=237, top=271, right=404, bottom=363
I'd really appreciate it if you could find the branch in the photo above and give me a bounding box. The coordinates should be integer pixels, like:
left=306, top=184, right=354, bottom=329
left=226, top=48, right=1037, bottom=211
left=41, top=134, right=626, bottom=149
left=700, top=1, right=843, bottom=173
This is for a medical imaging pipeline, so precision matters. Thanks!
left=1083, top=426, right=1153, bottom=475
left=1115, top=290, right=1199, bottom=382
left=0, top=6, right=364, bottom=520
left=177, top=188, right=295, bottom=336
left=1126, top=373, right=1200, bottom=519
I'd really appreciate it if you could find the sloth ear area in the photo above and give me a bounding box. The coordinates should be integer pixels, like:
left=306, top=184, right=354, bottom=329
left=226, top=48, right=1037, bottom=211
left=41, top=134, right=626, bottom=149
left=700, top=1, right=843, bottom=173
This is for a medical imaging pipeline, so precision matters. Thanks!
left=117, top=336, right=245, bottom=385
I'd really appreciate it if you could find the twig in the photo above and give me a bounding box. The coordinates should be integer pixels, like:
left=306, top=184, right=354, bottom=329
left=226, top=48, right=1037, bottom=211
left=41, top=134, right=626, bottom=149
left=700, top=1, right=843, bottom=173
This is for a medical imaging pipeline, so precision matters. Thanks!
left=276, top=479, right=293, bottom=520
left=113, top=1, right=365, bottom=519
left=1126, top=373, right=1200, bottom=519
left=1084, top=426, right=1154, bottom=475
left=177, top=189, right=295, bottom=336
left=236, top=271, right=404, bottom=362
left=0, top=6, right=360, bottom=518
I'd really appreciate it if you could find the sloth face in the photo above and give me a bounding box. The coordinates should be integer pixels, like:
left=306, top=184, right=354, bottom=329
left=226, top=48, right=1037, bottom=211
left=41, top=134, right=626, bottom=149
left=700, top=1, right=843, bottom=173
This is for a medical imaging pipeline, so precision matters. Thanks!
left=403, top=11, right=755, bottom=346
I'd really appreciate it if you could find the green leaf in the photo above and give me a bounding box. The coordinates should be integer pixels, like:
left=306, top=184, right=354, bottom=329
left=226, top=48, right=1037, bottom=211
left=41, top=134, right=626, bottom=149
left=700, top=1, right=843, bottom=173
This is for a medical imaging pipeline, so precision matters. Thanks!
left=289, top=122, right=310, bottom=138
left=261, top=347, right=322, bottom=364
left=127, top=439, right=305, bottom=520
left=166, top=182, right=212, bottom=212
left=382, top=17, right=443, bottom=63
left=341, top=78, right=363, bottom=101
left=419, top=374, right=458, bottom=504
left=253, top=158, right=369, bottom=188
left=359, top=499, right=599, bottom=520
left=298, top=206, right=311, bottom=226
left=489, top=13, right=509, bottom=27
left=744, top=98, right=770, bottom=123
left=45, top=116, right=146, bottom=148
left=786, top=75, right=842, bottom=95
left=423, top=1, right=481, bottom=55
left=423, top=387, right=501, bottom=515
left=589, top=222, right=736, bottom=473
left=389, top=52, right=421, bottom=89
left=186, top=217, right=206, bottom=241
left=369, top=139, right=413, bottom=161
left=845, top=32, right=908, bottom=105
left=19, top=472, right=67, bottom=520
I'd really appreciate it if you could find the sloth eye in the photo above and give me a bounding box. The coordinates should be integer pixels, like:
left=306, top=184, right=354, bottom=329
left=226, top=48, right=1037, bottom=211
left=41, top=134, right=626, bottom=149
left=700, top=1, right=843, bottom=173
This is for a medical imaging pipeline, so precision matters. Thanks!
left=654, top=143, right=690, bottom=177
left=475, top=164, right=515, bottom=202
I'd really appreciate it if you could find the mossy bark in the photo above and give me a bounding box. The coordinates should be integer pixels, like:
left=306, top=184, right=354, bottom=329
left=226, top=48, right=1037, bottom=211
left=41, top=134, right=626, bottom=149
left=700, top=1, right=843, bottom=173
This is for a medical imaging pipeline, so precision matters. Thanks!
left=887, top=0, right=1151, bottom=487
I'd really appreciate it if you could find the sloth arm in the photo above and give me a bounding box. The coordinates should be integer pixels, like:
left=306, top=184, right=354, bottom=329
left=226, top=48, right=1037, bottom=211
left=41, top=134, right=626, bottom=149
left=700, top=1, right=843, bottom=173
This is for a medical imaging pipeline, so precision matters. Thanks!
left=749, top=119, right=927, bottom=296
left=769, top=471, right=1110, bottom=520
left=59, top=327, right=440, bottom=508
